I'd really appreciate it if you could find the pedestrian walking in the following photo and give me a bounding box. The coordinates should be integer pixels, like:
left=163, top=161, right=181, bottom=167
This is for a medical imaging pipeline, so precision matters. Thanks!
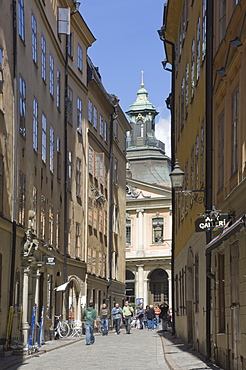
left=154, top=304, right=161, bottom=329
left=146, top=305, right=155, bottom=331
left=136, top=304, right=145, bottom=330
left=111, top=303, right=122, bottom=335
left=100, top=303, right=109, bottom=336
left=83, top=302, right=97, bottom=345
left=122, top=301, right=134, bottom=334
left=159, top=302, right=170, bottom=331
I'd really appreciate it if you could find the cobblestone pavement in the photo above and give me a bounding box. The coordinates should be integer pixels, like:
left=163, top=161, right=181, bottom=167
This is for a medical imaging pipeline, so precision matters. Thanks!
left=5, top=328, right=168, bottom=370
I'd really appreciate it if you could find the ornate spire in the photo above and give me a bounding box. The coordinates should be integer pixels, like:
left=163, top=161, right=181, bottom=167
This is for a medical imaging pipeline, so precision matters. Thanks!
left=140, top=70, right=144, bottom=87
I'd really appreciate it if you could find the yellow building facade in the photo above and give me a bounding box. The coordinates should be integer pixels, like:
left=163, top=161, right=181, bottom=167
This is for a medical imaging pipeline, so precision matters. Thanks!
left=0, top=0, right=129, bottom=351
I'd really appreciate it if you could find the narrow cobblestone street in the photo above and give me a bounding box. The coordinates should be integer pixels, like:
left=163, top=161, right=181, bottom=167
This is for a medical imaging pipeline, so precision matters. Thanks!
left=7, top=328, right=168, bottom=370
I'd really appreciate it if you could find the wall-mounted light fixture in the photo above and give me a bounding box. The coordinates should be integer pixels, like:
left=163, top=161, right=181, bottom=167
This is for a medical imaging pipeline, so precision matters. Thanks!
left=216, top=67, right=227, bottom=77
left=169, top=160, right=205, bottom=204
left=230, top=36, right=242, bottom=48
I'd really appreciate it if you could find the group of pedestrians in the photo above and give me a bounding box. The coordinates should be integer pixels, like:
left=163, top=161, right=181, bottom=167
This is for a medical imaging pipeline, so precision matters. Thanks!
left=82, top=300, right=171, bottom=345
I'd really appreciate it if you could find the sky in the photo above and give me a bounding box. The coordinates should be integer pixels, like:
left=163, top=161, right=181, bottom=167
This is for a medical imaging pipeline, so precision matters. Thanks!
left=81, top=0, right=171, bottom=156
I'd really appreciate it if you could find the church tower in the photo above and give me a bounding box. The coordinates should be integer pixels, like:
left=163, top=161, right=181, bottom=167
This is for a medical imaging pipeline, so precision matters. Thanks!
left=126, top=72, right=171, bottom=185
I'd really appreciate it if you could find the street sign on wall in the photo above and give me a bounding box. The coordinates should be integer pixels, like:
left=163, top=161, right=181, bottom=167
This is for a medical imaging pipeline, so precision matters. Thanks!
left=45, top=256, right=56, bottom=265
left=195, top=215, right=230, bottom=232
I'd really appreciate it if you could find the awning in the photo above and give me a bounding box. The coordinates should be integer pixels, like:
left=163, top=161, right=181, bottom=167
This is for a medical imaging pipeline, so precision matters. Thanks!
left=54, top=282, right=69, bottom=291
left=205, top=215, right=246, bottom=254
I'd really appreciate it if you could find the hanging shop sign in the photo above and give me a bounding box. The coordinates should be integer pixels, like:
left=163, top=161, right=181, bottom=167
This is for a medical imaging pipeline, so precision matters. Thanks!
left=45, top=256, right=56, bottom=265
left=195, top=215, right=230, bottom=232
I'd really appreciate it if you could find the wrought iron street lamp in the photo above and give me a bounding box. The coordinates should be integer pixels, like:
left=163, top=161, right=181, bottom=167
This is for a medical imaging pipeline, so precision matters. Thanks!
left=169, top=160, right=205, bottom=204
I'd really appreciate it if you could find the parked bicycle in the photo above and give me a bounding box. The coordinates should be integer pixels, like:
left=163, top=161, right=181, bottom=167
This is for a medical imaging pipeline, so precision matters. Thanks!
left=54, top=315, right=70, bottom=338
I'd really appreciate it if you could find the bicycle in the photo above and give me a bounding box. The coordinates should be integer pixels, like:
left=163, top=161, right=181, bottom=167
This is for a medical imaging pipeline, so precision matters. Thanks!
left=54, top=315, right=70, bottom=338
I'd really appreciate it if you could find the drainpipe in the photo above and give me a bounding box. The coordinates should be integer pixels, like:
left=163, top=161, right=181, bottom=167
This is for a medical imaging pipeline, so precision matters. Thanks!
left=205, top=0, right=214, bottom=360
left=158, top=23, right=176, bottom=336
left=9, top=0, right=18, bottom=310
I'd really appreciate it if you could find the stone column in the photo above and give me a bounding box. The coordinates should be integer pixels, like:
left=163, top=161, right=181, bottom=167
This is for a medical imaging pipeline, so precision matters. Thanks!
left=136, top=265, right=144, bottom=299
left=136, top=209, right=144, bottom=256
left=22, top=267, right=30, bottom=348
left=144, top=277, right=149, bottom=307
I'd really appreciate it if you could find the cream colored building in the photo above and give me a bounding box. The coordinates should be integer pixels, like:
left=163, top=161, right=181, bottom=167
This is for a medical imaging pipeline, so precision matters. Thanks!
left=0, top=0, right=129, bottom=350
left=125, top=82, right=172, bottom=309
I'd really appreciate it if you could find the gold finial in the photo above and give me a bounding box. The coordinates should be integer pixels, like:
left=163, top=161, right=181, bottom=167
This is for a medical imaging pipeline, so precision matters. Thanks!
left=140, top=70, right=144, bottom=87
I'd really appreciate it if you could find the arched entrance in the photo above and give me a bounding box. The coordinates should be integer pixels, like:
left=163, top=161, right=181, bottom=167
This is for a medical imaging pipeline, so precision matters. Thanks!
left=148, top=268, right=169, bottom=306
left=67, top=275, right=84, bottom=321
left=125, top=270, right=135, bottom=303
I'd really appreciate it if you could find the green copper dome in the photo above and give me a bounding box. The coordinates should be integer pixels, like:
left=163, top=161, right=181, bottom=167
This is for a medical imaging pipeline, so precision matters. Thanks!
left=126, top=82, right=158, bottom=114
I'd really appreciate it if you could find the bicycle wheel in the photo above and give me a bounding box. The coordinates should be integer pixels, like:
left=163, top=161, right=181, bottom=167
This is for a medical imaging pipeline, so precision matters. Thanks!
left=58, top=321, right=70, bottom=338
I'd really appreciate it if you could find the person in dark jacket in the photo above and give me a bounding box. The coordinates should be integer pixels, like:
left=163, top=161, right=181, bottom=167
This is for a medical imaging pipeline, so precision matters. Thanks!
left=146, top=305, right=155, bottom=330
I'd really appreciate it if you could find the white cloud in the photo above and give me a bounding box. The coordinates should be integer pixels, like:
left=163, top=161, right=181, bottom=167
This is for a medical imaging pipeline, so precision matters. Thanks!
left=155, top=114, right=171, bottom=157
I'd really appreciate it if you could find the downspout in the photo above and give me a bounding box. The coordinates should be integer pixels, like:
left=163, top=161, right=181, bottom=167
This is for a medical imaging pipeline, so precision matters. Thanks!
left=9, top=0, right=18, bottom=309
left=164, top=38, right=176, bottom=337
left=205, top=0, right=214, bottom=360
left=63, top=34, right=69, bottom=319
left=158, top=20, right=176, bottom=335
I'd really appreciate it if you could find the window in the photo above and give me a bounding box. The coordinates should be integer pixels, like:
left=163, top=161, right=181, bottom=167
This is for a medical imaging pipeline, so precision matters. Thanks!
left=99, top=209, right=103, bottom=233
left=48, top=204, right=54, bottom=245
left=18, top=0, right=25, bottom=41
left=152, top=217, right=164, bottom=243
left=67, top=150, right=72, bottom=191
left=196, top=17, right=200, bottom=81
left=31, top=13, right=37, bottom=62
left=202, top=0, right=206, bottom=60
left=113, top=158, right=118, bottom=185
left=88, top=197, right=92, bottom=225
left=42, top=114, right=47, bottom=163
left=93, top=107, right=98, bottom=129
left=19, top=75, right=26, bottom=136
left=33, top=98, right=38, bottom=151
left=231, top=85, right=239, bottom=175
left=50, top=125, right=54, bottom=173
left=95, top=153, right=104, bottom=179
left=113, top=204, right=118, bottom=234
left=181, top=77, right=184, bottom=128
left=104, top=210, right=108, bottom=236
left=185, top=63, right=189, bottom=116
left=40, top=194, right=46, bottom=239
left=126, top=219, right=131, bottom=245
left=56, top=211, right=60, bottom=249
left=191, top=40, right=195, bottom=98
left=114, top=120, right=118, bottom=139
left=104, top=121, right=107, bottom=142
left=77, top=97, right=82, bottom=133
left=194, top=254, right=199, bottom=312
left=49, top=53, right=54, bottom=96
left=218, top=111, right=224, bottom=190
left=67, top=33, right=73, bottom=57
left=88, top=147, right=94, bottom=175
left=88, top=99, right=92, bottom=123
left=93, top=203, right=98, bottom=229
left=200, top=120, right=205, bottom=186
left=57, top=137, right=61, bottom=180
left=75, top=223, right=81, bottom=258
left=219, top=0, right=226, bottom=42
left=32, top=186, right=37, bottom=233
left=76, top=157, right=81, bottom=197
left=77, top=44, right=83, bottom=71
left=56, top=70, right=61, bottom=108
left=218, top=254, right=225, bottom=332
left=195, top=135, right=199, bottom=190
left=99, top=115, right=104, bottom=136
left=41, top=35, right=46, bottom=81
left=67, top=86, right=73, bottom=125
left=19, top=171, right=26, bottom=226
left=0, top=155, right=3, bottom=215
left=136, top=122, right=143, bottom=138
